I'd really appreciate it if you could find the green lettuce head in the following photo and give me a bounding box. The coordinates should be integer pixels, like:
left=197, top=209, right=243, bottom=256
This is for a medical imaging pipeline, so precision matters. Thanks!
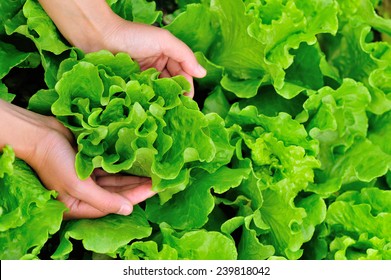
left=30, top=50, right=234, bottom=196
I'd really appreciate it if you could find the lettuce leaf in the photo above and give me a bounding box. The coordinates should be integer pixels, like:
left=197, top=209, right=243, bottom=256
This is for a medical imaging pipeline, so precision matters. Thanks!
left=329, top=234, right=391, bottom=260
left=107, top=0, right=162, bottom=25
left=145, top=165, right=250, bottom=230
left=368, top=110, right=391, bottom=155
left=0, top=39, right=40, bottom=102
left=0, top=0, right=25, bottom=35
left=159, top=223, right=237, bottom=260
left=2, top=0, right=71, bottom=88
left=245, top=0, right=338, bottom=97
left=0, top=146, right=66, bottom=259
left=298, top=79, right=391, bottom=195
left=325, top=187, right=391, bottom=260
left=51, top=206, right=152, bottom=259
left=4, top=0, right=69, bottom=55
left=0, top=41, right=39, bottom=80
left=217, top=104, right=324, bottom=259
left=166, top=0, right=267, bottom=98
left=121, top=241, right=178, bottom=260
left=319, top=0, right=391, bottom=114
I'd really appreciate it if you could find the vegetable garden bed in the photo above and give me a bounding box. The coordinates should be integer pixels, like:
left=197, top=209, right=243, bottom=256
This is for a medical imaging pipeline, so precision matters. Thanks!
left=1, top=0, right=391, bottom=260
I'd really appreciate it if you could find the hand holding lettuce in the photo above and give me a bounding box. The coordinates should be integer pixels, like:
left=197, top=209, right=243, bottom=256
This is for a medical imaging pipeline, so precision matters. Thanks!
left=30, top=50, right=233, bottom=201
left=0, top=97, right=155, bottom=220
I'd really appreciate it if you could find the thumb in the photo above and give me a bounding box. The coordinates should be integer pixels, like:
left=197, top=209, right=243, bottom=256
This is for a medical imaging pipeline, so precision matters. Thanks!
left=159, top=30, right=207, bottom=78
left=64, top=177, right=134, bottom=219
left=33, top=135, right=133, bottom=218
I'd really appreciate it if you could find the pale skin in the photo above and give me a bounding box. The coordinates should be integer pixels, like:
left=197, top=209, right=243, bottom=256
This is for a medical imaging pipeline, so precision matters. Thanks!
left=0, top=0, right=206, bottom=219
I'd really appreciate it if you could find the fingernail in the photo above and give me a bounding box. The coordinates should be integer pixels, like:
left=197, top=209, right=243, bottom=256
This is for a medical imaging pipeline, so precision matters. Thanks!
left=118, top=204, right=133, bottom=216
left=196, top=64, right=207, bottom=77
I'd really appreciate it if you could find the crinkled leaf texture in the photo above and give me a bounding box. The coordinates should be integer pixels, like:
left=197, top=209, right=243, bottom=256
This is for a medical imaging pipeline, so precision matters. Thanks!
left=1, top=0, right=391, bottom=261
left=51, top=206, right=152, bottom=259
left=107, top=0, right=163, bottom=25
left=166, top=0, right=339, bottom=98
left=41, top=50, right=234, bottom=199
left=216, top=104, right=324, bottom=260
left=0, top=146, right=66, bottom=259
left=325, top=187, right=391, bottom=260
left=158, top=223, right=238, bottom=260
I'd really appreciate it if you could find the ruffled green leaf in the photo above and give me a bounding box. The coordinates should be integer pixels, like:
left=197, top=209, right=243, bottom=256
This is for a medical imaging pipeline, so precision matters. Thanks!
left=246, top=0, right=338, bottom=97
left=160, top=223, right=237, bottom=260
left=121, top=241, right=178, bottom=260
left=166, top=0, right=266, bottom=97
left=164, top=4, right=215, bottom=54
left=329, top=234, right=391, bottom=260
left=0, top=82, right=14, bottom=102
left=223, top=215, right=275, bottom=260
left=327, top=193, right=391, bottom=239
left=326, top=187, right=391, bottom=260
left=40, top=50, right=235, bottom=198
left=107, top=0, right=162, bottom=25
left=0, top=40, right=39, bottom=79
left=0, top=146, right=66, bottom=259
left=3, top=0, right=71, bottom=88
left=0, top=145, right=14, bottom=179
left=52, top=206, right=152, bottom=259
left=238, top=86, right=307, bottom=118
left=4, top=0, right=69, bottom=55
left=299, top=79, right=391, bottom=196
left=146, top=165, right=250, bottom=230
left=368, top=110, right=391, bottom=155
left=0, top=0, right=25, bottom=35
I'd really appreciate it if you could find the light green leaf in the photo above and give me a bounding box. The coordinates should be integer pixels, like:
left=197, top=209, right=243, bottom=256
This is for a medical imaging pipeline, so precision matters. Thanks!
left=161, top=224, right=237, bottom=260
left=0, top=147, right=65, bottom=259
left=326, top=188, right=391, bottom=240
left=164, top=4, right=215, bottom=54
left=108, top=0, right=162, bottom=25
left=121, top=241, right=178, bottom=260
left=52, top=206, right=151, bottom=259
left=146, top=166, right=249, bottom=230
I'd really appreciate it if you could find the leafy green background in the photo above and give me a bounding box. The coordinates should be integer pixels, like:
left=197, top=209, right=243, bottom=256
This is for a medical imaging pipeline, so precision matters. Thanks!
left=1, top=0, right=390, bottom=260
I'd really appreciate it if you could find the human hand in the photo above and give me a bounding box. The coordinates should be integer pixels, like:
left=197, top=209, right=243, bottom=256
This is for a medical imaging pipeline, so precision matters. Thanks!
left=37, top=0, right=207, bottom=97
left=102, top=20, right=207, bottom=97
left=0, top=100, right=155, bottom=219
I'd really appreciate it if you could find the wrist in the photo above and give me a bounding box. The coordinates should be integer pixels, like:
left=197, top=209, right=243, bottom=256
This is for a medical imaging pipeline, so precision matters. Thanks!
left=38, top=0, right=119, bottom=53
left=0, top=100, right=70, bottom=168
left=0, top=100, right=35, bottom=161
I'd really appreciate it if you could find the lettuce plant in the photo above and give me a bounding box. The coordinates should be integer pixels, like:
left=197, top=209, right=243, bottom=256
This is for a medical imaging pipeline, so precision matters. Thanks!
left=30, top=50, right=235, bottom=201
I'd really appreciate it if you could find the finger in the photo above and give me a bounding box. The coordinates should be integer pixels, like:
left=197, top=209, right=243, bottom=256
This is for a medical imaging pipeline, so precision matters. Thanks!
left=166, top=59, right=195, bottom=97
left=93, top=168, right=112, bottom=177
left=35, top=137, right=134, bottom=217
left=140, top=54, right=168, bottom=72
left=159, top=30, right=207, bottom=78
left=118, top=182, right=156, bottom=205
left=159, top=69, right=171, bottom=78
left=63, top=181, right=155, bottom=220
left=66, top=176, right=134, bottom=216
left=61, top=194, right=130, bottom=220
left=182, top=73, right=195, bottom=98
left=96, top=174, right=151, bottom=188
